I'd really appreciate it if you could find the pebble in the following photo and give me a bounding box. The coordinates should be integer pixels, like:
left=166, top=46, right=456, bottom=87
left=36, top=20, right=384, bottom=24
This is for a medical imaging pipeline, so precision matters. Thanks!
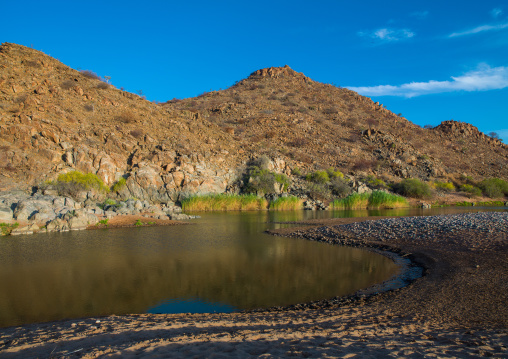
left=336, top=212, right=508, bottom=243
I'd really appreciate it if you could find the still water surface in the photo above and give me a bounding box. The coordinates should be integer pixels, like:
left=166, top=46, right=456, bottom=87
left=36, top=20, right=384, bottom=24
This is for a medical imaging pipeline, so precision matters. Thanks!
left=0, top=207, right=505, bottom=327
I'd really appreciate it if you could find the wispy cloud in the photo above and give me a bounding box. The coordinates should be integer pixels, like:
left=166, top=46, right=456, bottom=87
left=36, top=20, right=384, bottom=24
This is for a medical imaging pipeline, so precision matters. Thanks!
left=491, top=8, right=503, bottom=18
left=347, top=65, right=508, bottom=98
left=448, top=22, right=508, bottom=37
left=410, top=11, right=429, bottom=19
left=358, top=28, right=415, bottom=42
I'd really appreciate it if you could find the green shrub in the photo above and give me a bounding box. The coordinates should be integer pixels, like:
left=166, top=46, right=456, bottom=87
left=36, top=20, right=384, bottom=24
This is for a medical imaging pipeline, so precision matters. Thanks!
left=326, top=167, right=344, bottom=179
left=97, top=219, right=109, bottom=227
left=52, top=171, right=109, bottom=199
left=330, top=177, right=351, bottom=198
left=269, top=196, right=302, bottom=211
left=365, top=175, right=387, bottom=189
left=250, top=155, right=271, bottom=170
left=479, top=178, right=508, bottom=198
left=305, top=170, right=329, bottom=184
left=181, top=194, right=268, bottom=211
left=434, top=181, right=456, bottom=192
left=135, top=219, right=143, bottom=226
left=0, top=222, right=19, bottom=235
left=393, top=179, right=432, bottom=198
left=291, top=167, right=302, bottom=176
left=306, top=182, right=332, bottom=200
left=57, top=171, right=109, bottom=192
left=460, top=184, right=482, bottom=197
left=103, top=198, right=117, bottom=206
left=460, top=174, right=474, bottom=184
left=244, top=167, right=290, bottom=195
left=111, top=178, right=127, bottom=192
left=274, top=173, right=290, bottom=191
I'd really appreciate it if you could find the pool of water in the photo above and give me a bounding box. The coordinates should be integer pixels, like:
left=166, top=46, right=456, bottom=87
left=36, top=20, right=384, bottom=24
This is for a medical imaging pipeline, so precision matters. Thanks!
left=0, top=206, right=505, bottom=327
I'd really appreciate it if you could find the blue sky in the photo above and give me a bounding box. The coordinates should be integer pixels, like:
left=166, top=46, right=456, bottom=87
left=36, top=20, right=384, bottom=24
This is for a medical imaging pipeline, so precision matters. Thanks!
left=1, top=1, right=507, bottom=142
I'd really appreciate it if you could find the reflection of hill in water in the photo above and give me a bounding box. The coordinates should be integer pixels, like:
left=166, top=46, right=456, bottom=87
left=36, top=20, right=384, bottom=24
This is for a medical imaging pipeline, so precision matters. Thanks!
left=0, top=213, right=398, bottom=327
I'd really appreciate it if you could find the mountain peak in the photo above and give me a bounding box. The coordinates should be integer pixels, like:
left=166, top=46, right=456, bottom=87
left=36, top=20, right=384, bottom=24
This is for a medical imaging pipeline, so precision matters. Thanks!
left=248, top=65, right=310, bottom=81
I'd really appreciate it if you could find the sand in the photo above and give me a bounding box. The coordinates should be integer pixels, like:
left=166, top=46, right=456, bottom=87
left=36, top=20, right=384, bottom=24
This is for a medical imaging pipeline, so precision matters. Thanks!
left=1, top=213, right=507, bottom=358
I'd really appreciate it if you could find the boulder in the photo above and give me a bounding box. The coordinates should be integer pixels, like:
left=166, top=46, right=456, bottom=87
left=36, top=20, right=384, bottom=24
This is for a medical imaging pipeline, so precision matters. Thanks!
left=10, top=223, right=39, bottom=235
left=356, top=183, right=372, bottom=194
left=68, top=212, right=99, bottom=230
left=13, top=202, right=38, bottom=220
left=134, top=200, right=143, bottom=210
left=0, top=207, right=13, bottom=222
left=46, top=218, right=70, bottom=232
left=169, top=213, right=192, bottom=220
left=29, top=208, right=57, bottom=223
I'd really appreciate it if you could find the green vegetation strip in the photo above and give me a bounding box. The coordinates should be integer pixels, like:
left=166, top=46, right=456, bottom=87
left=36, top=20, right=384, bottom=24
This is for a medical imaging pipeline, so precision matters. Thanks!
left=332, top=191, right=408, bottom=210
left=269, top=196, right=303, bottom=211
left=181, top=194, right=269, bottom=211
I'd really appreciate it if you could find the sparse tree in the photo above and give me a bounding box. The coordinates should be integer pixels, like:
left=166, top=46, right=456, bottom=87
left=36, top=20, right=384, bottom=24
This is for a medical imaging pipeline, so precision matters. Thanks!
left=137, top=90, right=146, bottom=99
left=488, top=132, right=500, bottom=140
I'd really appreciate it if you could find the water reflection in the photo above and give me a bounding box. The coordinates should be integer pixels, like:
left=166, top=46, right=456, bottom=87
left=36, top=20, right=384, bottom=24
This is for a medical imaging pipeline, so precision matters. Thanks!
left=0, top=212, right=400, bottom=327
left=2, top=207, right=504, bottom=328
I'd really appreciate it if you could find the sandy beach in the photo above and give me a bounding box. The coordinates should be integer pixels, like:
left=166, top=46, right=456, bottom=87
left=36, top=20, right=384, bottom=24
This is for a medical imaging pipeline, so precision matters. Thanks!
left=1, top=212, right=507, bottom=358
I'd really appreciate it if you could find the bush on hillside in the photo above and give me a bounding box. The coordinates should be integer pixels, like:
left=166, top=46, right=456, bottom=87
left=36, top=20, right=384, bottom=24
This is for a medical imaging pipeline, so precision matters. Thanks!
left=460, top=184, right=482, bottom=198
left=250, top=155, right=271, bottom=170
left=434, top=181, right=455, bottom=192
left=111, top=178, right=127, bottom=192
left=326, top=167, right=344, bottom=179
left=330, top=177, right=351, bottom=198
left=54, top=171, right=109, bottom=199
left=243, top=166, right=290, bottom=195
left=80, top=70, right=102, bottom=81
left=393, top=178, right=432, bottom=198
left=479, top=178, right=508, bottom=198
left=305, top=170, right=329, bottom=184
left=364, top=175, right=387, bottom=189
left=291, top=167, right=302, bottom=176
left=306, top=182, right=332, bottom=201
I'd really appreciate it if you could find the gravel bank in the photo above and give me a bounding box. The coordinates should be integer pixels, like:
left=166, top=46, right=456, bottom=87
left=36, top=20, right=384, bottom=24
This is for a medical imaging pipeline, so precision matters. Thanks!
left=339, top=212, right=508, bottom=243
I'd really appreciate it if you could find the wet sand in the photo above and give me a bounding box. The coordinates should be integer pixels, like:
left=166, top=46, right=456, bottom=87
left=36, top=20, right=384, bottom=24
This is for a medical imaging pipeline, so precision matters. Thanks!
left=1, top=213, right=507, bottom=358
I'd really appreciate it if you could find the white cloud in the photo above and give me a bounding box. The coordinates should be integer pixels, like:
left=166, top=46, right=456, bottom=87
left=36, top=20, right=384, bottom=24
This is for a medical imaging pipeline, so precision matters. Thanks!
left=348, top=65, right=508, bottom=98
left=410, top=11, right=429, bottom=19
left=491, top=8, right=503, bottom=18
left=358, top=28, right=415, bottom=42
left=448, top=22, right=508, bottom=37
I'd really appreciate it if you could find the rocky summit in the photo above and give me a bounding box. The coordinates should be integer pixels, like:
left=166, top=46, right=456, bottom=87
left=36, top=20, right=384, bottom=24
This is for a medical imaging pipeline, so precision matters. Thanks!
left=0, top=43, right=506, bottom=204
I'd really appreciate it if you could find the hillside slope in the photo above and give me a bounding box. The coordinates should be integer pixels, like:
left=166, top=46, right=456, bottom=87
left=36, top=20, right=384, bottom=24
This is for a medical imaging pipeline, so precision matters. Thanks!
left=0, top=43, right=506, bottom=203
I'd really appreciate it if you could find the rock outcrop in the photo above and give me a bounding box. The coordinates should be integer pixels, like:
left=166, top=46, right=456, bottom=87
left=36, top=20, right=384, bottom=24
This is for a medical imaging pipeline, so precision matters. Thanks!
left=0, top=42, right=506, bottom=204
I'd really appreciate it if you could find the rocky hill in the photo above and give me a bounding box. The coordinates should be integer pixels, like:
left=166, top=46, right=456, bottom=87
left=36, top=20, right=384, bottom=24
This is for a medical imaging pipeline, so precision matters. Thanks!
left=0, top=43, right=506, bottom=204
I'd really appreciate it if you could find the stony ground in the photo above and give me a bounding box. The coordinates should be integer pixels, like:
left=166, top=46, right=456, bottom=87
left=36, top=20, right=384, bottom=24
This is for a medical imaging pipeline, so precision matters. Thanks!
left=0, top=212, right=507, bottom=358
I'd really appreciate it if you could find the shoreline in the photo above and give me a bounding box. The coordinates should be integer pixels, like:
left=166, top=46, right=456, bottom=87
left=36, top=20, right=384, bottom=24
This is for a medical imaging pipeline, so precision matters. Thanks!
left=0, top=212, right=507, bottom=358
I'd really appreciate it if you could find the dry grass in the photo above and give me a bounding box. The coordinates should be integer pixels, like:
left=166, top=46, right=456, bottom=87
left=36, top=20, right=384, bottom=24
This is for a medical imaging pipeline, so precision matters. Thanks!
left=116, top=111, right=137, bottom=123
left=181, top=194, right=268, bottom=211
left=269, top=196, right=303, bottom=210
